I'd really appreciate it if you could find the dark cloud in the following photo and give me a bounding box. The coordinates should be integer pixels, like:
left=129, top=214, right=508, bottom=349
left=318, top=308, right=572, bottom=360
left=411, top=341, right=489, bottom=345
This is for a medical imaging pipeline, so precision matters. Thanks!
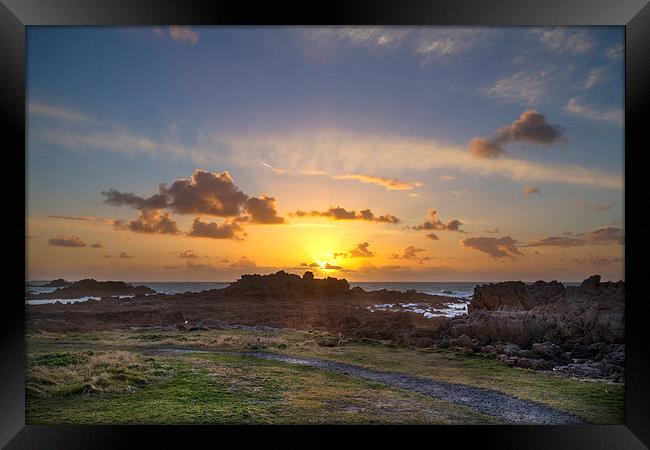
left=461, top=236, right=524, bottom=259
left=102, top=188, right=169, bottom=210
left=390, top=246, right=434, bottom=264
left=412, top=209, right=464, bottom=233
left=580, top=227, right=624, bottom=245
left=522, top=227, right=624, bottom=247
left=114, top=210, right=180, bottom=235
left=48, top=215, right=111, bottom=224
left=161, top=170, right=248, bottom=217
left=522, top=236, right=586, bottom=247
left=185, top=260, right=217, bottom=272
left=425, top=233, right=439, bottom=240
left=118, top=252, right=133, bottom=259
left=300, top=262, right=321, bottom=268
left=325, top=263, right=343, bottom=270
left=484, top=228, right=501, bottom=234
left=48, top=236, right=87, bottom=248
left=241, top=195, right=285, bottom=224
left=178, top=250, right=201, bottom=259
left=572, top=255, right=623, bottom=266
left=229, top=256, right=257, bottom=268
left=349, top=242, right=374, bottom=258
left=290, top=207, right=400, bottom=224
left=188, top=218, right=244, bottom=240
left=90, top=243, right=103, bottom=248
left=469, top=110, right=565, bottom=159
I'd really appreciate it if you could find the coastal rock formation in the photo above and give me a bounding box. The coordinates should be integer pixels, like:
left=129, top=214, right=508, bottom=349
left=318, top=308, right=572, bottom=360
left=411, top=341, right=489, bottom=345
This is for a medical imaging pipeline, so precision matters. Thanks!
left=26, top=279, right=155, bottom=300
left=221, top=271, right=351, bottom=299
left=43, top=278, right=73, bottom=288
left=438, top=275, right=625, bottom=381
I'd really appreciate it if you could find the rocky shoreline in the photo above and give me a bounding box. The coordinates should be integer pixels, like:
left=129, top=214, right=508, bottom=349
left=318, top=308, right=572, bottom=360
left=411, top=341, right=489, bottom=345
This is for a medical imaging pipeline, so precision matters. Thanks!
left=437, top=275, right=624, bottom=382
left=25, top=272, right=624, bottom=382
left=26, top=279, right=155, bottom=300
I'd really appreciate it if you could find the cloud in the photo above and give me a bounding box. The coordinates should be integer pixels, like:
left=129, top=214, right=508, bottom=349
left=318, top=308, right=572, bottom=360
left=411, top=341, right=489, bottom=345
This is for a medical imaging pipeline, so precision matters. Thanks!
left=564, top=98, right=623, bottom=126
left=48, top=235, right=87, bottom=248
left=522, top=226, right=624, bottom=247
left=484, top=71, right=553, bottom=105
left=114, top=210, right=179, bottom=235
left=290, top=207, right=400, bottom=224
left=333, top=174, right=422, bottom=191
left=390, top=245, right=434, bottom=264
left=178, top=250, right=201, bottom=259
left=523, top=186, right=541, bottom=196
left=229, top=256, right=257, bottom=268
left=572, top=255, right=623, bottom=266
left=242, top=195, right=285, bottom=224
left=28, top=102, right=95, bottom=123
left=584, top=67, right=607, bottom=89
left=580, top=202, right=613, bottom=212
left=469, top=110, right=565, bottom=159
left=168, top=26, right=200, bottom=45
left=425, top=232, right=439, bottom=240
left=90, top=243, right=103, bottom=248
left=48, top=215, right=111, bottom=224
left=531, top=28, right=593, bottom=54
left=118, top=252, right=133, bottom=259
left=412, top=209, right=464, bottom=233
left=188, top=218, right=244, bottom=240
left=301, top=262, right=321, bottom=268
left=439, top=175, right=456, bottom=181
left=605, top=43, right=624, bottom=60
left=102, top=189, right=169, bottom=210
left=185, top=260, right=217, bottom=272
left=521, top=236, right=586, bottom=247
left=298, top=27, right=492, bottom=62
left=349, top=242, right=374, bottom=258
left=484, top=228, right=501, bottom=234
left=103, top=170, right=285, bottom=238
left=461, top=236, right=523, bottom=259
left=161, top=170, right=248, bottom=217
left=324, top=263, right=343, bottom=270
left=47, top=128, right=622, bottom=190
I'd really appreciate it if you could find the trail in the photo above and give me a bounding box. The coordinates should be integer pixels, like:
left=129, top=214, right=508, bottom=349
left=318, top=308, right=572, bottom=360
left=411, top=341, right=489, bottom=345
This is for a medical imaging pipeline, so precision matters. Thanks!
left=153, top=347, right=584, bottom=424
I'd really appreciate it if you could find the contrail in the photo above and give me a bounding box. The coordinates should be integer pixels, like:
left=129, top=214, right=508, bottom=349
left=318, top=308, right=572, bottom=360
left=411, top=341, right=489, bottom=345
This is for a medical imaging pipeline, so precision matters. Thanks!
left=258, top=161, right=273, bottom=169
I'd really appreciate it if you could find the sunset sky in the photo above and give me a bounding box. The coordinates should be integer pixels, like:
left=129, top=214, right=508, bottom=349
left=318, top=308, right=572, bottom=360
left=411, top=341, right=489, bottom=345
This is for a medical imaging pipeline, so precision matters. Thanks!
left=26, top=26, right=624, bottom=282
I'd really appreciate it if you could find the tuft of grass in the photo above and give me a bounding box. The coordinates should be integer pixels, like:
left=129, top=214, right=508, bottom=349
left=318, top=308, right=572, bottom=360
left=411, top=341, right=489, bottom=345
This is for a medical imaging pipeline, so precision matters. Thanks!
left=31, top=352, right=90, bottom=367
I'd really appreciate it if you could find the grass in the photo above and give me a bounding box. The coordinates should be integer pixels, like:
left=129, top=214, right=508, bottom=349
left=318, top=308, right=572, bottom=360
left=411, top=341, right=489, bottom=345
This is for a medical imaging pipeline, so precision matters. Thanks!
left=25, top=329, right=624, bottom=424
left=26, top=350, right=496, bottom=424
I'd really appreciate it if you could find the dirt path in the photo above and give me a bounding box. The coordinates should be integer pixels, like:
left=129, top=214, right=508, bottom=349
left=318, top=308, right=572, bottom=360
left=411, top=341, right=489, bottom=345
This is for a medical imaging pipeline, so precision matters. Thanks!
left=153, top=348, right=583, bottom=424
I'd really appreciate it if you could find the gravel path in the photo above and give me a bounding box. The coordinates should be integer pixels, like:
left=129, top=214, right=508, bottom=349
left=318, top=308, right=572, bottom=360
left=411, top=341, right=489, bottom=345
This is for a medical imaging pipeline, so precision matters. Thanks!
left=154, top=347, right=583, bottom=424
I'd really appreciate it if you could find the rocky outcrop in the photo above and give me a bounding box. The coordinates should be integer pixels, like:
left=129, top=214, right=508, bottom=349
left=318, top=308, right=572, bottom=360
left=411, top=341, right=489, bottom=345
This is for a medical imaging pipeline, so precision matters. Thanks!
left=221, top=271, right=351, bottom=299
left=438, top=275, right=625, bottom=382
left=43, top=279, right=73, bottom=288
left=26, top=279, right=155, bottom=300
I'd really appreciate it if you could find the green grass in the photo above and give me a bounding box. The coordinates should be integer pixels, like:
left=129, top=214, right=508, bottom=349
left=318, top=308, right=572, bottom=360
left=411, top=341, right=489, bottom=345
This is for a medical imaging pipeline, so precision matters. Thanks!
left=27, top=351, right=496, bottom=424
left=25, top=330, right=624, bottom=424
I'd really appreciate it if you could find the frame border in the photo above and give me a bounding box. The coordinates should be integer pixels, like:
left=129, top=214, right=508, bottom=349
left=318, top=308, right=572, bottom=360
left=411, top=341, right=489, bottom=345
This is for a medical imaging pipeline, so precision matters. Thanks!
left=2, top=1, right=649, bottom=448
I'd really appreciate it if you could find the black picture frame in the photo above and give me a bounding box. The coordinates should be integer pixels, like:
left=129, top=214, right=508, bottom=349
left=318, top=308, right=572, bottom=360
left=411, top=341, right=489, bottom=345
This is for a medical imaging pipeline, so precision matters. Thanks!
left=2, top=0, right=649, bottom=448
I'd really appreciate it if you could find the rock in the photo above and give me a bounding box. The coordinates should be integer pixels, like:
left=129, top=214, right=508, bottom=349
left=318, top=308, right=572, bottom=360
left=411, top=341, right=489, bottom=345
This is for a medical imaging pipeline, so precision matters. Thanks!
left=437, top=339, right=450, bottom=349
left=456, top=334, right=474, bottom=348
left=26, top=279, right=155, bottom=300
left=223, top=271, right=350, bottom=299
left=532, top=342, right=562, bottom=359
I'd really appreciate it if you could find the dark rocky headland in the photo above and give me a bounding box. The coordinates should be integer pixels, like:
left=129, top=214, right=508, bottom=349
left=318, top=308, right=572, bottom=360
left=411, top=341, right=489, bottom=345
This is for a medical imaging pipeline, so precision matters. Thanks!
left=26, top=279, right=156, bottom=300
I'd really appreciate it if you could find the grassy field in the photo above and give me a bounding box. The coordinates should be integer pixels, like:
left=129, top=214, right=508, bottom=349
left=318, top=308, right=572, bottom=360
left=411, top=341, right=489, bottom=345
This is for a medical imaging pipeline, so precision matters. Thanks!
left=25, top=328, right=624, bottom=425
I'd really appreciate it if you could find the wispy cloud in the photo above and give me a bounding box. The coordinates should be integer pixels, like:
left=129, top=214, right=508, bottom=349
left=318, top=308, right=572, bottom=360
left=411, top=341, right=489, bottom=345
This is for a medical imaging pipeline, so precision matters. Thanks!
left=48, top=235, right=87, bottom=247
left=584, top=67, right=607, bottom=89
left=333, top=174, right=422, bottom=191
left=28, top=102, right=95, bottom=123
left=299, top=27, right=494, bottom=62
left=564, top=98, right=623, bottom=126
left=39, top=128, right=623, bottom=190
left=605, top=43, right=624, bottom=60
left=484, top=70, right=555, bottom=105
left=530, top=28, right=593, bottom=54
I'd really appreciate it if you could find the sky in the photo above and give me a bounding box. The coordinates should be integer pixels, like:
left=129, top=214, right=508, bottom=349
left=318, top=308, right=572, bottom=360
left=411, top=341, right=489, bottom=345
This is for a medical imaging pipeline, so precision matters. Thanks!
left=26, top=26, right=625, bottom=282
